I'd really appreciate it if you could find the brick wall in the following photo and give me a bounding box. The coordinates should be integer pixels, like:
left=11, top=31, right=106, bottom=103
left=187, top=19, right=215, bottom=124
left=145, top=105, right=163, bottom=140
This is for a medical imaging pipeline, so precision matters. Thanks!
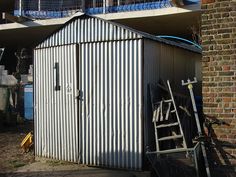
left=201, top=0, right=236, bottom=175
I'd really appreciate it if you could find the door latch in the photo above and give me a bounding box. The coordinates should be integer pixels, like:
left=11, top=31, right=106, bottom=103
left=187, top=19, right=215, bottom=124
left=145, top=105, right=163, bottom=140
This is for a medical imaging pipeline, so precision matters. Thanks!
left=76, top=90, right=83, bottom=100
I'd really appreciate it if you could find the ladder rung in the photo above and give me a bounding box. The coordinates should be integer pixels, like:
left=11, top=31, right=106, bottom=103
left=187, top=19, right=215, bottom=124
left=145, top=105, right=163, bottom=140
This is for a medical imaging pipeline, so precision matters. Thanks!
left=157, top=148, right=188, bottom=154
left=164, top=99, right=172, bottom=103
left=158, top=135, right=183, bottom=141
left=156, top=122, right=179, bottom=128
left=171, top=110, right=176, bottom=113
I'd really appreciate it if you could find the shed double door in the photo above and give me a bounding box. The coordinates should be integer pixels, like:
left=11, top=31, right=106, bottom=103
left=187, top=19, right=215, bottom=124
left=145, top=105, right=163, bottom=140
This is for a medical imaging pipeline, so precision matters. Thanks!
left=35, top=41, right=142, bottom=169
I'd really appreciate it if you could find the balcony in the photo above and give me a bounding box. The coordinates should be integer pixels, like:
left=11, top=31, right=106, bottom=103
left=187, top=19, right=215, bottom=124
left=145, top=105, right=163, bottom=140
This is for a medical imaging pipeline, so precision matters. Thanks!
left=13, top=0, right=200, bottom=19
left=85, top=0, right=200, bottom=15
left=14, top=0, right=83, bottom=19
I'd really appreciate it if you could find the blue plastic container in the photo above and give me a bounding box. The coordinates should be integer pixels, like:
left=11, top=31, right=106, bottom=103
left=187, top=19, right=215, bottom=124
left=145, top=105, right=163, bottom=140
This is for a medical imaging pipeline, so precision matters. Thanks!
left=24, top=85, right=33, bottom=120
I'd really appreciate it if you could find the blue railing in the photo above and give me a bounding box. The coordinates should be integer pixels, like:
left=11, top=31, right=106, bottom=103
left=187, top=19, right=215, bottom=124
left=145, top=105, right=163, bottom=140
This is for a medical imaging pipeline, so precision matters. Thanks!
left=14, top=9, right=77, bottom=19
left=14, top=0, right=200, bottom=19
left=14, top=0, right=82, bottom=19
left=86, top=1, right=173, bottom=15
left=85, top=0, right=200, bottom=15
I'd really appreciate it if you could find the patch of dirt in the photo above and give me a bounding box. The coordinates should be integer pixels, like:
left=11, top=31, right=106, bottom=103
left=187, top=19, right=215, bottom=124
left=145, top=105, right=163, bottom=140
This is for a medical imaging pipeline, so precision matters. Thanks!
left=0, top=120, right=150, bottom=177
left=16, top=158, right=88, bottom=173
left=0, top=121, right=35, bottom=173
left=0, top=120, right=89, bottom=175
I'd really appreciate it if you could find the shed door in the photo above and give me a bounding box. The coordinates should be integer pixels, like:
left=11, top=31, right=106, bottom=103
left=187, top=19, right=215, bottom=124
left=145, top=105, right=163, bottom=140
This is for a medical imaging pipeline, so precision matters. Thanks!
left=34, top=44, right=79, bottom=162
left=78, top=40, right=143, bottom=170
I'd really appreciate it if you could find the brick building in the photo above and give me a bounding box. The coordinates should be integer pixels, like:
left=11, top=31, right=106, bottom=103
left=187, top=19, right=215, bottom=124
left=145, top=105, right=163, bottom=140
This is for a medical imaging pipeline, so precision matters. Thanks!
left=201, top=0, right=236, bottom=176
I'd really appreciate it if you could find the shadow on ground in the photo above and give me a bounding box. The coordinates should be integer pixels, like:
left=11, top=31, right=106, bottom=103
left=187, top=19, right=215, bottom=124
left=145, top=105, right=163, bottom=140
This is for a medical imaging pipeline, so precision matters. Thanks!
left=1, top=168, right=148, bottom=177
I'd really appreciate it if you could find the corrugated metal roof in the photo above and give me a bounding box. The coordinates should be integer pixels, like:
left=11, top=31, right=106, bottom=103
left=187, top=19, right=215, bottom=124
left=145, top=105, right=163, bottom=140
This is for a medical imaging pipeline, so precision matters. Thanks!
left=36, top=13, right=201, bottom=53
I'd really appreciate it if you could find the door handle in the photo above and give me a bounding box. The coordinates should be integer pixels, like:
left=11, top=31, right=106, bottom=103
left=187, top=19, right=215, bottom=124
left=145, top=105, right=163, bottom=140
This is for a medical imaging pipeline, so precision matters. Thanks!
left=54, top=62, right=60, bottom=91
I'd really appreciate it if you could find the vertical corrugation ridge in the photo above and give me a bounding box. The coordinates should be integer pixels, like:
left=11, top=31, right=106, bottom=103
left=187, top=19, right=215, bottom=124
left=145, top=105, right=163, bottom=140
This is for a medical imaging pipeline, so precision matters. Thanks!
left=37, top=17, right=143, bottom=49
left=79, top=39, right=142, bottom=170
left=35, top=17, right=144, bottom=170
left=34, top=45, right=79, bottom=163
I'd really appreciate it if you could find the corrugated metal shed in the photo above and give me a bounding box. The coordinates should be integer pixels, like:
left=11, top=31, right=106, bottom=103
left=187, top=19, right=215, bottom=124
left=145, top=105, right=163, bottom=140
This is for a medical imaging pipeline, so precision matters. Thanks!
left=34, top=14, right=201, bottom=170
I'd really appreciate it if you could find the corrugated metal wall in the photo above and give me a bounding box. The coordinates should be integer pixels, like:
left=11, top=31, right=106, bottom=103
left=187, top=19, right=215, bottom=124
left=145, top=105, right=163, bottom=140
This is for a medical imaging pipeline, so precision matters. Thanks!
left=143, top=39, right=200, bottom=102
left=143, top=39, right=201, bottom=150
left=36, top=17, right=142, bottom=49
left=34, top=15, right=201, bottom=170
left=34, top=16, right=144, bottom=170
left=34, top=44, right=79, bottom=162
left=78, top=39, right=143, bottom=170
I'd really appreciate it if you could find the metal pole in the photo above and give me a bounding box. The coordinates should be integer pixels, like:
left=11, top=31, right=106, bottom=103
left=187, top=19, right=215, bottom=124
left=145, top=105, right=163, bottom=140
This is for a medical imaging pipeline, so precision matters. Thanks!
left=189, top=83, right=202, bottom=135
left=81, top=0, right=85, bottom=12
left=19, top=0, right=22, bottom=16
left=38, top=0, right=41, bottom=11
left=182, top=77, right=211, bottom=177
left=93, top=0, right=96, bottom=8
left=103, top=0, right=106, bottom=14
left=182, top=78, right=201, bottom=135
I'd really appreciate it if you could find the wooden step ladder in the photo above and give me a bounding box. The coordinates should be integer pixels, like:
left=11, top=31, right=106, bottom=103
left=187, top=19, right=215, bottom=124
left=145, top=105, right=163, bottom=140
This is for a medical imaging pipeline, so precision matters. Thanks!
left=152, top=80, right=187, bottom=154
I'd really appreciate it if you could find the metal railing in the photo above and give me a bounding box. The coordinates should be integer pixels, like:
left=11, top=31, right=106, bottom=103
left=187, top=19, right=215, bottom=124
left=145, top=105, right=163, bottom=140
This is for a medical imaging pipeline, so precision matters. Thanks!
left=85, top=0, right=173, bottom=14
left=14, top=0, right=200, bottom=18
left=14, top=0, right=83, bottom=18
left=86, top=0, right=169, bottom=7
left=15, top=0, right=82, bottom=11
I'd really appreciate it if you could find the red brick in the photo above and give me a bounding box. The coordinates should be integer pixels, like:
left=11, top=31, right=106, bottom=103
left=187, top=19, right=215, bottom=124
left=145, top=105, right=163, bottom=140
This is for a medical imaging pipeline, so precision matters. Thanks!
left=202, top=0, right=215, bottom=5
left=202, top=0, right=235, bottom=174
left=222, top=65, right=230, bottom=71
